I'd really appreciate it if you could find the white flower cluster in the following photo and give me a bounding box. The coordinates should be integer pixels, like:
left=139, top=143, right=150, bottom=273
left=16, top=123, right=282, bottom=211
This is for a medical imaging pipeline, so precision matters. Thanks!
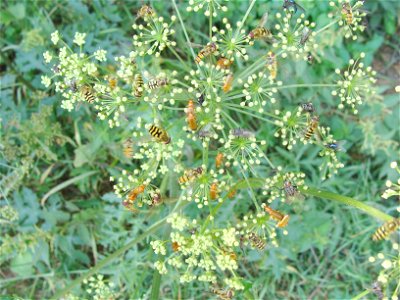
left=132, top=15, right=177, bottom=57
left=186, top=0, right=228, bottom=17
left=274, top=108, right=308, bottom=150
left=167, top=213, right=189, bottom=231
left=150, top=240, right=167, bottom=255
left=382, top=162, right=400, bottom=200
left=332, top=54, right=377, bottom=114
left=273, top=12, right=317, bottom=60
left=240, top=71, right=279, bottom=112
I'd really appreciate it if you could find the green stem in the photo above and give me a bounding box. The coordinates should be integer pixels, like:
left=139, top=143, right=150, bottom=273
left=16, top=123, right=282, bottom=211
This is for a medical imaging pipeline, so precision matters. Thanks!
left=235, top=0, right=256, bottom=38
left=276, top=83, right=339, bottom=89
left=351, top=289, right=370, bottom=300
left=300, top=187, right=393, bottom=222
left=315, top=19, right=339, bottom=35
left=150, top=270, right=162, bottom=300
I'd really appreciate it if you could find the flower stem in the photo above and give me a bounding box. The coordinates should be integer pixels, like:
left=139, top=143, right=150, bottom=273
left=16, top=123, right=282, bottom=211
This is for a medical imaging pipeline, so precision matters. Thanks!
left=235, top=0, right=256, bottom=38
left=150, top=269, right=162, bottom=300
left=300, top=187, right=393, bottom=222
left=315, top=19, right=339, bottom=35
left=276, top=83, right=339, bottom=89
left=351, top=289, right=370, bottom=300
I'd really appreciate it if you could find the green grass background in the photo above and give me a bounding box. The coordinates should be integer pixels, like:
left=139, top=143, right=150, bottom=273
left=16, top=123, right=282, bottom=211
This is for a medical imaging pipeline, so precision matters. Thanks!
left=0, top=0, right=399, bottom=299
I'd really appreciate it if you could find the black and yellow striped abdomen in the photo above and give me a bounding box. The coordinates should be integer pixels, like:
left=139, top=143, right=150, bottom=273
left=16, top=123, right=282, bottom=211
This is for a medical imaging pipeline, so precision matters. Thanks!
left=372, top=218, right=400, bottom=241
left=149, top=124, right=171, bottom=144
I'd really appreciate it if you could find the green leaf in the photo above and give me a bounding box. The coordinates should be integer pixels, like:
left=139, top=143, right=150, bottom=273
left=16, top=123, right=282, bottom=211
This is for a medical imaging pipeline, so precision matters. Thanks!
left=10, top=252, right=34, bottom=277
left=384, top=13, right=396, bottom=35
left=8, top=3, right=25, bottom=20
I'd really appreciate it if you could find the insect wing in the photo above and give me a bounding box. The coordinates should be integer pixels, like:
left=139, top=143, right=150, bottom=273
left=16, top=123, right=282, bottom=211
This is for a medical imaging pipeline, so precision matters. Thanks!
left=258, top=12, right=269, bottom=27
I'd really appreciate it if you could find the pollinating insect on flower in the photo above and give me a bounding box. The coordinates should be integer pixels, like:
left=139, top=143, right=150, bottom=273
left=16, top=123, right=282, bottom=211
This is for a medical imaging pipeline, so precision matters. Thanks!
left=152, top=216, right=245, bottom=292
left=317, top=127, right=345, bottom=179
left=331, top=53, right=377, bottom=114
left=328, top=0, right=367, bottom=40
left=263, top=170, right=306, bottom=204
left=132, top=12, right=177, bottom=57
left=186, top=0, right=228, bottom=17
left=273, top=11, right=317, bottom=60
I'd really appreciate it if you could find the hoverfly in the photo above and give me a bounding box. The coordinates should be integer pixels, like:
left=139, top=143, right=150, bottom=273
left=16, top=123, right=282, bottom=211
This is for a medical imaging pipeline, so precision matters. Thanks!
left=148, top=124, right=171, bottom=144
left=186, top=99, right=197, bottom=131
left=172, top=241, right=180, bottom=252
left=248, top=12, right=271, bottom=41
left=370, top=282, right=383, bottom=300
left=248, top=232, right=266, bottom=250
left=372, top=218, right=400, bottom=241
left=178, top=167, right=203, bottom=184
left=215, top=152, right=224, bottom=169
left=137, top=5, right=155, bottom=19
left=216, top=57, right=232, bottom=69
left=133, top=74, right=144, bottom=97
left=81, top=86, right=95, bottom=103
left=283, top=180, right=305, bottom=202
left=147, top=77, right=168, bottom=90
left=123, top=138, right=134, bottom=158
left=341, top=2, right=353, bottom=25
left=211, top=286, right=234, bottom=300
left=222, top=73, right=234, bottom=93
left=210, top=182, right=219, bottom=200
left=195, top=42, right=218, bottom=64
left=304, top=115, right=319, bottom=140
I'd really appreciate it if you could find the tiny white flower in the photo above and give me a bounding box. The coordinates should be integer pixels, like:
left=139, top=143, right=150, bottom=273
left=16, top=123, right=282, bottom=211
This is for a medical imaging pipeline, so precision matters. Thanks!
left=51, top=30, right=60, bottom=45
left=41, top=75, right=51, bottom=88
left=73, top=32, right=87, bottom=46
left=94, top=49, right=107, bottom=62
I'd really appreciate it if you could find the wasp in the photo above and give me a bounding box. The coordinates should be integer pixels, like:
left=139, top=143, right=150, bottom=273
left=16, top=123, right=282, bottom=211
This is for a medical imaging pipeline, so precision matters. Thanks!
left=123, top=138, right=134, bottom=158
left=211, top=286, right=234, bottom=300
left=266, top=51, right=277, bottom=79
left=231, top=128, right=255, bottom=138
left=172, top=241, right=180, bottom=252
left=282, top=0, right=305, bottom=14
left=341, top=2, right=353, bottom=25
left=304, top=115, right=319, bottom=140
left=148, top=124, right=171, bottom=144
left=264, top=205, right=290, bottom=228
left=147, top=78, right=168, bottom=90
left=325, top=141, right=346, bottom=152
left=210, top=182, right=219, bottom=200
left=133, top=74, right=144, bottom=97
left=195, top=42, right=218, bottom=64
left=216, top=57, right=232, bottom=69
left=81, top=86, right=95, bottom=103
left=299, top=102, right=315, bottom=113
left=108, top=77, right=117, bottom=90
left=372, top=218, right=400, bottom=241
left=215, top=152, right=224, bottom=169
left=178, top=167, right=203, bottom=185
left=186, top=99, right=197, bottom=131
left=137, top=5, right=155, bottom=19
left=222, top=73, right=234, bottom=93
left=299, top=27, right=312, bottom=46
left=248, top=232, right=266, bottom=250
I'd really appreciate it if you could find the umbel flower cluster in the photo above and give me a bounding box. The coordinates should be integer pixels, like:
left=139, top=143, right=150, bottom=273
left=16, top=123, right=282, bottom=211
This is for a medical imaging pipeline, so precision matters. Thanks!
left=42, top=0, right=382, bottom=296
